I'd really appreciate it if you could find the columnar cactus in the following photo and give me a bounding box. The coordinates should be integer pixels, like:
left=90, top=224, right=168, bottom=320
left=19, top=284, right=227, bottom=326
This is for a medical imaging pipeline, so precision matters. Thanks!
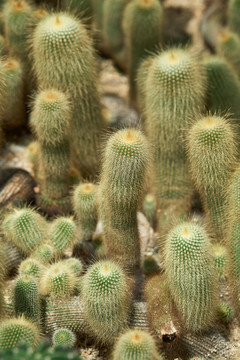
left=48, top=217, right=77, bottom=254
left=112, top=329, right=162, bottom=360
left=2, top=58, right=25, bottom=130
left=72, top=183, right=98, bottom=241
left=103, top=0, right=129, bottom=54
left=32, top=12, right=105, bottom=178
left=0, top=317, right=40, bottom=350
left=136, top=56, right=152, bottom=114
left=227, top=165, right=240, bottom=316
left=82, top=260, right=130, bottom=343
left=217, top=303, right=233, bottom=324
left=19, top=258, right=45, bottom=279
left=2, top=208, right=46, bottom=255
left=39, top=262, right=76, bottom=298
left=98, top=129, right=150, bottom=272
left=33, top=243, right=54, bottom=264
left=228, top=0, right=240, bottom=37
left=143, top=193, right=157, bottom=228
left=14, top=275, right=40, bottom=323
left=204, top=56, right=240, bottom=136
left=145, top=48, right=206, bottom=231
left=52, top=328, right=76, bottom=348
left=123, top=0, right=163, bottom=102
left=187, top=114, right=236, bottom=242
left=30, top=89, right=71, bottom=213
left=218, top=31, right=240, bottom=78
left=165, top=221, right=217, bottom=332
left=212, top=245, right=228, bottom=281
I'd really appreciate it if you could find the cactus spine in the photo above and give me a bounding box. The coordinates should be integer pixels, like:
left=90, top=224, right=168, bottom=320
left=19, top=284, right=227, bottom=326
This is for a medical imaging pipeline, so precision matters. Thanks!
left=113, top=329, right=162, bottom=360
left=52, top=328, right=76, bottom=348
left=2, top=208, right=46, bottom=255
left=187, top=115, right=236, bottom=242
left=98, top=129, right=150, bottom=272
left=72, top=183, right=98, bottom=241
left=32, top=12, right=105, bottom=178
left=123, top=0, right=163, bottom=102
left=165, top=221, right=217, bottom=332
left=0, top=317, right=40, bottom=350
left=14, top=275, right=40, bottom=323
left=82, top=260, right=130, bottom=344
left=145, top=48, right=206, bottom=229
left=30, top=89, right=71, bottom=213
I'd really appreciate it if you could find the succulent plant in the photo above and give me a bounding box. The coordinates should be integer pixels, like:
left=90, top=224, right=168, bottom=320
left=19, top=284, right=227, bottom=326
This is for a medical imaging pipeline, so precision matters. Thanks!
left=187, top=114, right=236, bottom=242
left=52, top=328, right=76, bottom=348
left=64, top=258, right=83, bottom=277
left=143, top=193, right=157, bottom=228
left=212, top=244, right=228, bottom=281
left=14, top=275, right=40, bottom=323
left=218, top=31, right=240, bottom=78
left=165, top=221, right=217, bottom=332
left=98, top=128, right=150, bottom=272
left=33, top=243, right=54, bottom=264
left=32, top=12, right=105, bottom=178
left=2, top=208, right=46, bottom=255
left=123, top=0, right=163, bottom=102
left=217, top=303, right=233, bottom=324
left=18, top=258, right=45, bottom=279
left=48, top=217, right=77, bottom=254
left=0, top=317, right=40, bottom=350
left=82, top=260, right=130, bottom=344
left=72, top=183, right=98, bottom=241
left=113, top=329, right=162, bottom=359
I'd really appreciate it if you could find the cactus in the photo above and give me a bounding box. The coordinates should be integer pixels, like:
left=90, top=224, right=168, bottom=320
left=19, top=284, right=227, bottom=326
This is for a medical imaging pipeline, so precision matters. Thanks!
left=48, top=217, right=77, bottom=254
left=0, top=341, right=84, bottom=360
left=82, top=260, right=130, bottom=344
left=2, top=208, right=46, bottom=255
left=143, top=193, right=157, bottom=229
left=39, top=262, right=76, bottom=298
left=33, top=243, right=54, bottom=264
left=144, top=48, right=206, bottom=231
left=2, top=58, right=25, bottom=130
left=62, top=0, right=92, bottom=21
left=123, top=0, right=163, bottom=102
left=218, top=31, right=240, bottom=78
left=228, top=0, right=240, bottom=37
left=72, top=183, right=98, bottom=241
left=187, top=114, right=236, bottom=242
left=45, top=296, right=87, bottom=335
left=204, top=56, right=240, bottom=138
left=112, top=329, right=162, bottom=360
left=0, top=317, right=40, bottom=350
left=14, top=275, right=40, bottom=323
left=19, top=258, right=45, bottom=279
left=165, top=221, right=217, bottom=332
left=3, top=242, right=22, bottom=274
left=227, top=165, right=240, bottom=316
left=212, top=244, right=228, bottom=281
left=103, top=0, right=129, bottom=54
left=64, top=258, right=83, bottom=277
left=136, top=56, right=153, bottom=115
left=30, top=89, right=71, bottom=213
left=91, top=0, right=105, bottom=33
left=144, top=273, right=178, bottom=339
left=52, top=328, right=76, bottom=348
left=98, top=129, right=150, bottom=272
left=32, top=12, right=105, bottom=178
left=217, top=303, right=233, bottom=324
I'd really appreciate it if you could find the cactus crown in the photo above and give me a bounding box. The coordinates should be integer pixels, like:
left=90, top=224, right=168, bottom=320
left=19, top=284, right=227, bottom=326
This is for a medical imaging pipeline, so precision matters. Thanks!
left=109, top=129, right=148, bottom=159
left=64, top=258, right=83, bottom=276
left=113, top=329, right=161, bottom=360
left=52, top=328, right=76, bottom=347
left=33, top=243, right=54, bottom=264
left=19, top=258, right=45, bottom=278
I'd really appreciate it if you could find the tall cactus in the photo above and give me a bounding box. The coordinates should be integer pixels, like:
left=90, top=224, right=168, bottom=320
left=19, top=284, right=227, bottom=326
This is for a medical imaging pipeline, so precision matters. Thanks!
left=98, top=128, right=150, bottom=272
left=123, top=0, right=163, bottom=102
left=187, top=114, right=236, bottom=242
left=30, top=89, right=71, bottom=214
left=165, top=221, right=217, bottom=332
left=32, top=12, right=105, bottom=178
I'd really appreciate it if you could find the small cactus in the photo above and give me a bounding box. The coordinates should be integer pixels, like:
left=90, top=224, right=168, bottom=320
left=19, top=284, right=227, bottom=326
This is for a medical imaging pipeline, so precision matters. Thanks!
left=112, top=329, right=162, bottom=360
left=0, top=317, right=40, bottom=350
left=143, top=193, right=157, bottom=229
left=52, top=328, right=76, bottom=348
left=187, top=114, right=236, bottom=242
left=212, top=245, right=228, bottom=281
left=39, top=262, right=76, bottom=298
left=165, top=221, right=217, bottom=332
left=48, top=217, right=77, bottom=254
left=123, top=0, right=163, bottom=102
left=14, top=275, right=40, bottom=323
left=2, top=208, right=46, bottom=255
left=82, top=260, right=130, bottom=344
left=64, top=258, right=83, bottom=277
left=217, top=303, right=233, bottom=324
left=33, top=243, right=54, bottom=264
left=72, top=183, right=98, bottom=241
left=19, top=258, right=45, bottom=279
left=32, top=12, right=105, bottom=178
